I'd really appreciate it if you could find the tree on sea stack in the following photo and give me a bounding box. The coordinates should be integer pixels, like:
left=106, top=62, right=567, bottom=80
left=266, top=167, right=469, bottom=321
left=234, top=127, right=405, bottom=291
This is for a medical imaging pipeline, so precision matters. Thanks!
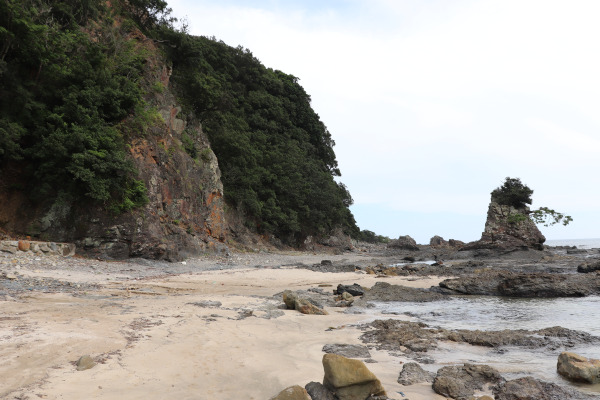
left=464, top=177, right=572, bottom=251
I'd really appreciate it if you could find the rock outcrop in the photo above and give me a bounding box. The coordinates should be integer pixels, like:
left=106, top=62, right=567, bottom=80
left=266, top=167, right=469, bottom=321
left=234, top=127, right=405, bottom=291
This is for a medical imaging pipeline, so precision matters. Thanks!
left=397, top=362, right=435, bottom=385
left=0, top=32, right=226, bottom=261
left=432, top=363, right=504, bottom=399
left=439, top=271, right=599, bottom=297
left=387, top=235, right=419, bottom=251
left=493, top=376, right=597, bottom=400
left=557, top=352, right=600, bottom=384
left=462, top=202, right=545, bottom=251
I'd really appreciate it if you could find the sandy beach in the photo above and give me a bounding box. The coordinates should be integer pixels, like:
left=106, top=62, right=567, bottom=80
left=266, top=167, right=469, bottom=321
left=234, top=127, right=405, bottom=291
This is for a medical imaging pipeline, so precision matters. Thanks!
left=1, top=249, right=449, bottom=400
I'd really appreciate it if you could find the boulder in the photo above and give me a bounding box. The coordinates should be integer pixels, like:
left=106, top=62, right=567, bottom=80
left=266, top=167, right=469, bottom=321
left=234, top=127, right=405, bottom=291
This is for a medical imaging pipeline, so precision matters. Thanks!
left=305, top=381, right=336, bottom=400
left=336, top=283, right=365, bottom=296
left=295, top=298, right=328, bottom=315
left=76, top=355, right=96, bottom=371
left=322, top=353, right=386, bottom=400
left=461, top=202, right=545, bottom=251
left=269, top=385, right=311, bottom=400
left=557, top=351, right=600, bottom=383
left=397, top=362, right=435, bottom=385
left=17, top=240, right=30, bottom=251
left=493, top=376, right=596, bottom=400
left=283, top=290, right=298, bottom=309
left=432, top=363, right=504, bottom=399
left=577, top=261, right=600, bottom=273
left=429, top=236, right=448, bottom=247
left=387, top=235, right=419, bottom=251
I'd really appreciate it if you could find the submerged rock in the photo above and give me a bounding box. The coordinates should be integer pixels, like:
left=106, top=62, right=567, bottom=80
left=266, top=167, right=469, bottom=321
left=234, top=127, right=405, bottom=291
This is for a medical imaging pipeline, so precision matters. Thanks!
left=557, top=351, right=600, bottom=384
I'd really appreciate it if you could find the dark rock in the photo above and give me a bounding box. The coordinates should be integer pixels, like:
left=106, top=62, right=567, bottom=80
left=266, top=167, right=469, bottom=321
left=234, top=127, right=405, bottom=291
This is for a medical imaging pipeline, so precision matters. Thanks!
left=361, top=282, right=447, bottom=302
left=336, top=283, right=365, bottom=296
left=568, top=248, right=588, bottom=254
left=430, top=236, right=448, bottom=247
left=388, top=235, right=419, bottom=251
left=397, top=362, right=435, bottom=385
left=432, top=363, right=504, bottom=400
left=578, top=261, right=600, bottom=273
left=321, top=260, right=333, bottom=265
left=322, top=344, right=371, bottom=358
left=448, top=239, right=465, bottom=248
left=493, top=376, right=597, bottom=400
left=440, top=271, right=599, bottom=297
left=402, top=256, right=416, bottom=262
left=305, top=382, right=336, bottom=400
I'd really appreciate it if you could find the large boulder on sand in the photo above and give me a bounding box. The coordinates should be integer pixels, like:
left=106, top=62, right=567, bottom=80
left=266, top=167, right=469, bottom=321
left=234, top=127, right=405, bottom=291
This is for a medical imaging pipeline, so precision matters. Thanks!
left=322, top=353, right=386, bottom=400
left=557, top=352, right=600, bottom=384
left=387, top=235, right=419, bottom=251
left=269, top=385, right=311, bottom=400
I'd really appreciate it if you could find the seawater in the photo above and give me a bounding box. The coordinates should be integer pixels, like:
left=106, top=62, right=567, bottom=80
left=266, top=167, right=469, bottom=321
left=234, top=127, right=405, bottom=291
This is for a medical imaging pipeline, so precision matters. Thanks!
left=368, top=296, right=600, bottom=393
left=546, top=238, right=600, bottom=249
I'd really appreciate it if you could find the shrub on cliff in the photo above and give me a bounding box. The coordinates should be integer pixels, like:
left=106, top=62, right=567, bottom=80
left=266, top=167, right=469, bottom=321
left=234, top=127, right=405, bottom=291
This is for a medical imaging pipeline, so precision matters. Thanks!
left=491, top=177, right=533, bottom=209
left=490, top=177, right=572, bottom=227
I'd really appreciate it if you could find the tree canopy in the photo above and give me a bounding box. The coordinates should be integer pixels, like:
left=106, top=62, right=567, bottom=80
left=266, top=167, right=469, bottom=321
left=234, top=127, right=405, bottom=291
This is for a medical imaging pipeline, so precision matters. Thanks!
left=491, top=177, right=572, bottom=227
left=0, top=0, right=358, bottom=243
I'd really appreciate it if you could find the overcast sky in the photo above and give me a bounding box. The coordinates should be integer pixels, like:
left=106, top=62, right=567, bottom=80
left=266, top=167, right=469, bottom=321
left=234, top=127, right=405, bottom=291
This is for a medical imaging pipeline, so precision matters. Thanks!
left=168, top=0, right=599, bottom=243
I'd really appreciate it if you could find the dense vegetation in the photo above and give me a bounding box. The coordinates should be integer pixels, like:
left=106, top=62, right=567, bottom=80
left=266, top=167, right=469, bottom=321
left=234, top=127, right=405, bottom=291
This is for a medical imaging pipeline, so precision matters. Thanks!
left=0, top=0, right=151, bottom=210
left=491, top=177, right=572, bottom=227
left=0, top=0, right=358, bottom=243
left=157, top=31, right=358, bottom=242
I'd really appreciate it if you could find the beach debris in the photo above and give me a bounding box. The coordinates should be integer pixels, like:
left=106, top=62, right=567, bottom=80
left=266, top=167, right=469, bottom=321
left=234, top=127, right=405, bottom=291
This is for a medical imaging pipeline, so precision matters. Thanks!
left=76, top=355, right=97, bottom=371
left=557, top=351, right=600, bottom=384
left=268, top=385, right=311, bottom=400
left=322, top=353, right=387, bottom=400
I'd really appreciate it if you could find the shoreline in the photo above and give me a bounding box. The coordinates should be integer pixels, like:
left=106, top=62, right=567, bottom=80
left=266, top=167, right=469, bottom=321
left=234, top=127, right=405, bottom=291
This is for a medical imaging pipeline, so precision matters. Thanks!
left=1, top=247, right=599, bottom=399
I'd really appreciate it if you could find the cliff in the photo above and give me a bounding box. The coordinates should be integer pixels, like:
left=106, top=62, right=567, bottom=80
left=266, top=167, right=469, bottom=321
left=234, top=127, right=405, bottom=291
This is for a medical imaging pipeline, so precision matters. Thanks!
left=0, top=1, right=357, bottom=258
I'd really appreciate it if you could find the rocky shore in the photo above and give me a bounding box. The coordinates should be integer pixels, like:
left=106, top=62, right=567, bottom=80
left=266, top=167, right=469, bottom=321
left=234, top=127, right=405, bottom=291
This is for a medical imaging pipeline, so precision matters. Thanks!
left=1, top=241, right=600, bottom=399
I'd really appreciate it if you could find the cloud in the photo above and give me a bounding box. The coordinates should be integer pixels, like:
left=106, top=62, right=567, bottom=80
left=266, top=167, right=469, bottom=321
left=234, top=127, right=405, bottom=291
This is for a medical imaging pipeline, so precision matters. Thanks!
left=168, top=0, right=600, bottom=239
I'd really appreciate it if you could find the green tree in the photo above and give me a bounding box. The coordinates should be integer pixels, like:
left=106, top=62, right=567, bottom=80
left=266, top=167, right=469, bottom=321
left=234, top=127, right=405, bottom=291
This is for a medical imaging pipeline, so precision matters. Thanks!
left=491, top=177, right=572, bottom=227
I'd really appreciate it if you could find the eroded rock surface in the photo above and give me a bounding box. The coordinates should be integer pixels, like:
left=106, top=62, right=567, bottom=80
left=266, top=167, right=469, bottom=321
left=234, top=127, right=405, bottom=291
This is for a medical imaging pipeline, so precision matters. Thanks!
left=432, top=363, right=504, bottom=400
left=493, top=376, right=597, bottom=400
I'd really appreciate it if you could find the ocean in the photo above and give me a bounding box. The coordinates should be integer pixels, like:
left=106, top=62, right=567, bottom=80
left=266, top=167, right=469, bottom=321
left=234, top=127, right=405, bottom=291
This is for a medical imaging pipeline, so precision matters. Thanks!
left=545, top=238, right=600, bottom=249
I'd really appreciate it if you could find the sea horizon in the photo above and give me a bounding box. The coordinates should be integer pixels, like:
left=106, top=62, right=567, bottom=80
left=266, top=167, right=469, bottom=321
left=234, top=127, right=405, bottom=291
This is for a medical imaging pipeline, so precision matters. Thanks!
left=545, top=238, right=600, bottom=249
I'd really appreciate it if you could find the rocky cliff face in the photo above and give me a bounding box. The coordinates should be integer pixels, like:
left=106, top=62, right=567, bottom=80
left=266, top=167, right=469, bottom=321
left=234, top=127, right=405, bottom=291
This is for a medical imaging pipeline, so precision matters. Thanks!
left=463, top=202, right=546, bottom=251
left=0, top=30, right=227, bottom=261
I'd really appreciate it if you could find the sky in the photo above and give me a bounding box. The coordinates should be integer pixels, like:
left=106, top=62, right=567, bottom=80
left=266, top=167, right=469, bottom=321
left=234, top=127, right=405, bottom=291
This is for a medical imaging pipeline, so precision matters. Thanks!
left=167, top=0, right=600, bottom=243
